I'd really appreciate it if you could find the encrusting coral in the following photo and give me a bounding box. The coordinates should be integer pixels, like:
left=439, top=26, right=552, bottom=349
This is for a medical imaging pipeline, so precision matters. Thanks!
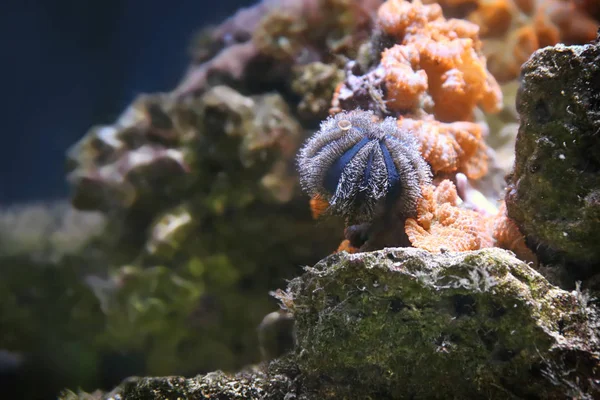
left=397, top=118, right=489, bottom=179
left=492, top=202, right=536, bottom=264
left=405, top=180, right=494, bottom=252
left=424, top=0, right=600, bottom=82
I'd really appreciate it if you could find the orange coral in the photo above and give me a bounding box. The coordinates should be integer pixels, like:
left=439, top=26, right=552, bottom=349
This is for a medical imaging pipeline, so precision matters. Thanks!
left=424, top=0, right=600, bottom=82
left=336, top=239, right=359, bottom=253
left=398, top=118, right=489, bottom=179
left=380, top=46, right=428, bottom=111
left=309, top=194, right=330, bottom=219
left=377, top=0, right=502, bottom=121
left=405, top=180, right=494, bottom=252
left=493, top=202, right=537, bottom=263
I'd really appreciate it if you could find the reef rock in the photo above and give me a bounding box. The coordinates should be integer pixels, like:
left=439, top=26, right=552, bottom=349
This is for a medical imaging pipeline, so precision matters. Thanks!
left=506, top=35, right=600, bottom=274
left=280, top=247, right=600, bottom=399
left=61, top=359, right=299, bottom=400
left=69, top=247, right=600, bottom=399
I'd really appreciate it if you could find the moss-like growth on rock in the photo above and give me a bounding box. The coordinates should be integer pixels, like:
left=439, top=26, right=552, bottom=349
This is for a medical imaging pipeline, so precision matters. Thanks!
left=507, top=35, right=600, bottom=272
left=278, top=247, right=600, bottom=399
left=61, top=357, right=301, bottom=400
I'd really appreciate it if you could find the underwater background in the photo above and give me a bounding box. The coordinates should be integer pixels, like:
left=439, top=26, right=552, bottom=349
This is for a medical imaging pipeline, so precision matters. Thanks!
left=2, top=1, right=257, bottom=398
left=1, top=0, right=253, bottom=204
left=2, top=0, right=599, bottom=399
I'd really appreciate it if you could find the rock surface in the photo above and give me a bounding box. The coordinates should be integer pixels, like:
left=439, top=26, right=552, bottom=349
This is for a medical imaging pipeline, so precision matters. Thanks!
left=281, top=247, right=600, bottom=399
left=507, top=35, right=600, bottom=273
left=69, top=247, right=600, bottom=399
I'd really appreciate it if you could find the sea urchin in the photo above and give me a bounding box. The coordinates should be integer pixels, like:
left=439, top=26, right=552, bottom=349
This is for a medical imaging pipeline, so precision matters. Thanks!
left=298, top=109, right=431, bottom=224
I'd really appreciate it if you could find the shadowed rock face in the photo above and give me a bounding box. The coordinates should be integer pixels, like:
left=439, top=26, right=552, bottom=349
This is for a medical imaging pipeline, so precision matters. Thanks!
left=280, top=248, right=600, bottom=399
left=506, top=35, right=600, bottom=272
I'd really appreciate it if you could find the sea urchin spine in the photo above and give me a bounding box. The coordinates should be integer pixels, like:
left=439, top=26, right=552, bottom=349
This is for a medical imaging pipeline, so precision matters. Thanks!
left=298, top=110, right=431, bottom=224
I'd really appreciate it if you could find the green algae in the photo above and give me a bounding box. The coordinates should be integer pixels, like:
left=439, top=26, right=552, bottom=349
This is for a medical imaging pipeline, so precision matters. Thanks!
left=281, top=248, right=599, bottom=399
left=507, top=37, right=600, bottom=270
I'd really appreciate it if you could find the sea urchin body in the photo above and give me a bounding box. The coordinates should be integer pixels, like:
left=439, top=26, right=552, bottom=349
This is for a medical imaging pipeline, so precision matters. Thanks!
left=298, top=110, right=431, bottom=224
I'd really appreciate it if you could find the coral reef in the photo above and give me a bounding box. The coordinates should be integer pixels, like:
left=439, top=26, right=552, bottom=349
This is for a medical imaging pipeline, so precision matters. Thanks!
left=23, top=0, right=600, bottom=398
left=424, top=0, right=600, bottom=82
left=405, top=180, right=494, bottom=252
left=506, top=34, right=600, bottom=273
left=174, top=0, right=382, bottom=99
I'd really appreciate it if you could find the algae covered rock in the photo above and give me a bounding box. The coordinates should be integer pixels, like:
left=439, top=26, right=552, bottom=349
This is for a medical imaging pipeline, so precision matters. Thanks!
left=506, top=35, right=600, bottom=270
left=67, top=247, right=600, bottom=399
left=278, top=247, right=600, bottom=399
left=61, top=358, right=300, bottom=400
left=64, top=79, right=345, bottom=380
left=0, top=202, right=108, bottom=398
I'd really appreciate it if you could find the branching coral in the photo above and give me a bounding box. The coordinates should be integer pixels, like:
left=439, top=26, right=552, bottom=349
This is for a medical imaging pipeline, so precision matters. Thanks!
left=424, top=0, right=600, bottom=82
left=405, top=180, right=494, bottom=252
left=377, top=0, right=503, bottom=121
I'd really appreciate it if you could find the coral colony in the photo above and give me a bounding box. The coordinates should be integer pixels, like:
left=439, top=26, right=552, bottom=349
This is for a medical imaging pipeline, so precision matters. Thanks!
left=9, top=0, right=596, bottom=398
left=298, top=0, right=527, bottom=255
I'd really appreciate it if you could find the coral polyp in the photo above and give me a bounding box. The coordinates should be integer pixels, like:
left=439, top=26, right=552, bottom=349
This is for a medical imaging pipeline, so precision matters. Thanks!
left=298, top=110, right=431, bottom=224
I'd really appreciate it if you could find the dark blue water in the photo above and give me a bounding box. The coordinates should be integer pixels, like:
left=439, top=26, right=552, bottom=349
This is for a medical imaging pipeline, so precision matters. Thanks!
left=0, top=0, right=253, bottom=204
